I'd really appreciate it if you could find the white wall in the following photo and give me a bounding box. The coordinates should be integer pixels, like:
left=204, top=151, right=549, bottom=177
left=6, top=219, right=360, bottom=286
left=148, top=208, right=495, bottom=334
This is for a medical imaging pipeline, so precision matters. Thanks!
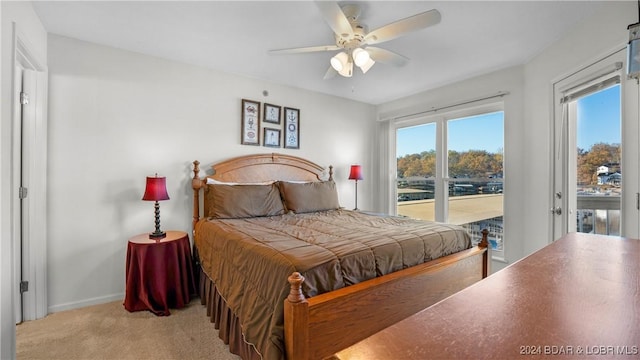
left=1, top=1, right=47, bottom=358
left=377, top=1, right=637, bottom=270
left=46, top=34, right=376, bottom=312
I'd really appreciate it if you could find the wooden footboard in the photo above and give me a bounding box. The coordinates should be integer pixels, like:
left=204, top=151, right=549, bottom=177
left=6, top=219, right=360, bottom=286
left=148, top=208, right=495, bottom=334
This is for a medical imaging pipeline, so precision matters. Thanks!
left=284, top=230, right=490, bottom=360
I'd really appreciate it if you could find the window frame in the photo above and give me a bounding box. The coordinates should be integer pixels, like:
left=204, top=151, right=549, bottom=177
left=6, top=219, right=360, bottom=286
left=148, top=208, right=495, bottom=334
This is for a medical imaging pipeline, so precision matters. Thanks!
left=390, top=101, right=505, bottom=260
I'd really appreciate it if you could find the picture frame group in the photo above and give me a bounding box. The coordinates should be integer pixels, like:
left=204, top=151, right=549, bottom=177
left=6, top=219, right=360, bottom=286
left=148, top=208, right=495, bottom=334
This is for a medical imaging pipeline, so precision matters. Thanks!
left=241, top=99, right=299, bottom=149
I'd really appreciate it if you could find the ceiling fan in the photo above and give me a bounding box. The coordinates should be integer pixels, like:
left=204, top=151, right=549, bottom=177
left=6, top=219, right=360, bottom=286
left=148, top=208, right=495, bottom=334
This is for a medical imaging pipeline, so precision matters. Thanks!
left=268, top=1, right=441, bottom=79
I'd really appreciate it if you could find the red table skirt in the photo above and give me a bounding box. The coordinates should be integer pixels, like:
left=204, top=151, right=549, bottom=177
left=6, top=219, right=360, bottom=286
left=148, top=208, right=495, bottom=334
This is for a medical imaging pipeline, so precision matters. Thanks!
left=124, top=231, right=196, bottom=316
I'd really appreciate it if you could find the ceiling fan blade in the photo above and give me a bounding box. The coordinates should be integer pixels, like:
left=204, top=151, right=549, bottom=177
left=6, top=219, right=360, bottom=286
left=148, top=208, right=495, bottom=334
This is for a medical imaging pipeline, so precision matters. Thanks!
left=364, top=9, right=441, bottom=45
left=323, top=66, right=338, bottom=80
left=314, top=1, right=354, bottom=38
left=366, top=47, right=409, bottom=67
left=269, top=45, right=341, bottom=55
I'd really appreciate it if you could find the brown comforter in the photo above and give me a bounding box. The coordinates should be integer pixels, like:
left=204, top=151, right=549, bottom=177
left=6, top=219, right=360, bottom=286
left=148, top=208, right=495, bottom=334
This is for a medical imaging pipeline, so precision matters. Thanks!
left=194, top=209, right=471, bottom=360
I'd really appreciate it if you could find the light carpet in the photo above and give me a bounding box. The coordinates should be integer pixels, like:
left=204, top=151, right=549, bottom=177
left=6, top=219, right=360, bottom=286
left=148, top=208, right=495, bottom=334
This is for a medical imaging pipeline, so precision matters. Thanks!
left=16, top=299, right=241, bottom=360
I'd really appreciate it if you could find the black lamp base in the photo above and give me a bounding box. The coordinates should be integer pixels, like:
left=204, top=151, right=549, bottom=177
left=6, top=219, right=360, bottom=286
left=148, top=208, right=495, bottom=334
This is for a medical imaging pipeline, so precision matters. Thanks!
left=353, top=180, right=359, bottom=212
left=149, top=231, right=166, bottom=239
left=149, top=200, right=166, bottom=239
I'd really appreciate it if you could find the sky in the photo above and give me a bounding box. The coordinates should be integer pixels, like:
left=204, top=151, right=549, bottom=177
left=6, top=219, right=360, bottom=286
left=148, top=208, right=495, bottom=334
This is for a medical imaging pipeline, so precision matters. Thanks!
left=396, top=84, right=620, bottom=157
left=396, top=111, right=504, bottom=156
left=577, top=84, right=620, bottom=150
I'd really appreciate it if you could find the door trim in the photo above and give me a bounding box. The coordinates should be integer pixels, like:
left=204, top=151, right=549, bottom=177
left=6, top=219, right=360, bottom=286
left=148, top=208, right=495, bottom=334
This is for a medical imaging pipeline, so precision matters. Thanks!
left=12, top=26, right=48, bottom=321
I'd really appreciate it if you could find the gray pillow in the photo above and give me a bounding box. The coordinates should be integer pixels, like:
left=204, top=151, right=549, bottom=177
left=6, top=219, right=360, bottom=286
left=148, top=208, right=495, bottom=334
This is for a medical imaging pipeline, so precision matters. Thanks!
left=206, top=183, right=285, bottom=218
left=278, top=180, right=340, bottom=213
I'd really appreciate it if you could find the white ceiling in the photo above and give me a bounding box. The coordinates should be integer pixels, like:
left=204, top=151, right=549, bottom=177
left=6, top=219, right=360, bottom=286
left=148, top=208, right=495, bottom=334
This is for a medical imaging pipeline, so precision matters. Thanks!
left=32, top=1, right=605, bottom=105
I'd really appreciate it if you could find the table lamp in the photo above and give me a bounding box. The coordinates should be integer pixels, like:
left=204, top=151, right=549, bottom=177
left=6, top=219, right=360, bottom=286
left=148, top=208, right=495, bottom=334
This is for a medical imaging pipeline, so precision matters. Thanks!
left=348, top=165, right=363, bottom=210
left=142, top=174, right=170, bottom=239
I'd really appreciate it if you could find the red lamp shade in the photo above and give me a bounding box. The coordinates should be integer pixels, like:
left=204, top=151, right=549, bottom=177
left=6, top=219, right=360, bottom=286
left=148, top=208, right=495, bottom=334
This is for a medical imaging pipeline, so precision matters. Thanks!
left=142, top=175, right=170, bottom=201
left=348, top=165, right=363, bottom=181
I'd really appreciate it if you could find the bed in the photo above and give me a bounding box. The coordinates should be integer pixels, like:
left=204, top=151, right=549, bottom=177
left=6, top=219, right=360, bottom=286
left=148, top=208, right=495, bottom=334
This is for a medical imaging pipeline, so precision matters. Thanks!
left=190, top=153, right=490, bottom=360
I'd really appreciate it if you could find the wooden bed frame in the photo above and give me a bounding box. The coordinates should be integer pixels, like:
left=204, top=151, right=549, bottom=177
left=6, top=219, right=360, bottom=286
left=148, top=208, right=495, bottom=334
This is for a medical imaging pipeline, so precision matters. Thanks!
left=191, top=153, right=490, bottom=360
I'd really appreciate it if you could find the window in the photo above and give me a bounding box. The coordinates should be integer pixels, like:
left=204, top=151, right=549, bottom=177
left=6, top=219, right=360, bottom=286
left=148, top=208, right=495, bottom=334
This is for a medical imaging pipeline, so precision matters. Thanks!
left=575, top=84, right=621, bottom=235
left=396, top=123, right=436, bottom=221
left=395, top=105, right=504, bottom=258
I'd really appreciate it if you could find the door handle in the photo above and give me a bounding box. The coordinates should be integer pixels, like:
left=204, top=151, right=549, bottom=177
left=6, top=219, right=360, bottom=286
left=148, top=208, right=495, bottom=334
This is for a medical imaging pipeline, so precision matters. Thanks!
left=550, top=207, right=562, bottom=215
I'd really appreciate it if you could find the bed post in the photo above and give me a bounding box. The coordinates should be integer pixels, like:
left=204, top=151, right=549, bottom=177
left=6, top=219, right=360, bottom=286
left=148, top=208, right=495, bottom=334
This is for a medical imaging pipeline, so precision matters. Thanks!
left=479, top=228, right=491, bottom=277
left=284, top=272, right=309, bottom=360
left=328, top=165, right=333, bottom=181
left=192, top=160, right=204, bottom=235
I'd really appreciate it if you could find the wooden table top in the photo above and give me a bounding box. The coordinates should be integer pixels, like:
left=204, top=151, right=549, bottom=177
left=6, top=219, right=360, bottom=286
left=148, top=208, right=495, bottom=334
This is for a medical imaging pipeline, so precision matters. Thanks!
left=335, top=233, right=640, bottom=359
left=128, top=230, right=187, bottom=244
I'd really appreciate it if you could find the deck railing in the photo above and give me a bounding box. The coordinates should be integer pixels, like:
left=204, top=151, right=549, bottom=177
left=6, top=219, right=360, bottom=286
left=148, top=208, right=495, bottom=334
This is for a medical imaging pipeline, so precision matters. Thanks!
left=576, top=195, right=620, bottom=236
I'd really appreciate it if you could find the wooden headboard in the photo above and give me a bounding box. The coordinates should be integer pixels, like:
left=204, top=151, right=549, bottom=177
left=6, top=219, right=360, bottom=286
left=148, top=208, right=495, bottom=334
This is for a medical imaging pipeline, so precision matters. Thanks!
left=191, top=153, right=333, bottom=229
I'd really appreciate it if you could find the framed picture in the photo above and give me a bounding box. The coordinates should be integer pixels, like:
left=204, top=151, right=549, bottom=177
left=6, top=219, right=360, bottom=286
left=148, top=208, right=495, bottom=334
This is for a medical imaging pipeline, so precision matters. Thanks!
left=241, top=99, right=260, bottom=145
left=263, top=128, right=281, bottom=148
left=284, top=107, right=300, bottom=149
left=263, top=103, right=281, bottom=124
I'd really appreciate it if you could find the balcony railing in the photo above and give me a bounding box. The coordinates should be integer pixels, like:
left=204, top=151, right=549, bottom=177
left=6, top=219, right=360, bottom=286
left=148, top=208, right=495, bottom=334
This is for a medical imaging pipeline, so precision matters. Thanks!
left=576, top=195, right=620, bottom=236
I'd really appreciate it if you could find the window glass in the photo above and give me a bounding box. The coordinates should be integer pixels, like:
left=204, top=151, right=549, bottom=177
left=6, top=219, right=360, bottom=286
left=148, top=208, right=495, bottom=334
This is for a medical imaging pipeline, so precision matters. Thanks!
left=575, top=84, right=621, bottom=235
left=447, top=112, right=504, bottom=251
left=395, top=110, right=505, bottom=255
left=396, top=123, right=436, bottom=221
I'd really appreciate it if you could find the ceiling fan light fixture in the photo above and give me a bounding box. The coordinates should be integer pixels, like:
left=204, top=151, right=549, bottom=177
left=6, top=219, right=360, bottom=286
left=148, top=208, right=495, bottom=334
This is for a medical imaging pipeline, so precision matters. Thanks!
left=330, top=52, right=348, bottom=72
left=352, top=47, right=370, bottom=67
left=338, top=58, right=353, bottom=77
left=271, top=4, right=441, bottom=80
left=358, top=57, right=375, bottom=74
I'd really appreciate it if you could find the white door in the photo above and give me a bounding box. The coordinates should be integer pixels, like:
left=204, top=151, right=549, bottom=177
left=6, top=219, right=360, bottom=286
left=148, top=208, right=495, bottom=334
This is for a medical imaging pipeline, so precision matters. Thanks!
left=552, top=49, right=640, bottom=240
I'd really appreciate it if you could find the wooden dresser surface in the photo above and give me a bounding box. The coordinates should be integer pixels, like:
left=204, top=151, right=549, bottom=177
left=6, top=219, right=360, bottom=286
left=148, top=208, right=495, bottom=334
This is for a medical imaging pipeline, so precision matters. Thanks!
left=335, top=233, right=640, bottom=359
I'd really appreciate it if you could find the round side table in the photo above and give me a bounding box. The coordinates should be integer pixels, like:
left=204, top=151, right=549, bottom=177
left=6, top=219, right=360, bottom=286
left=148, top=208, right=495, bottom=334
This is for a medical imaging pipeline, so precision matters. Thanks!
left=123, top=230, right=196, bottom=316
